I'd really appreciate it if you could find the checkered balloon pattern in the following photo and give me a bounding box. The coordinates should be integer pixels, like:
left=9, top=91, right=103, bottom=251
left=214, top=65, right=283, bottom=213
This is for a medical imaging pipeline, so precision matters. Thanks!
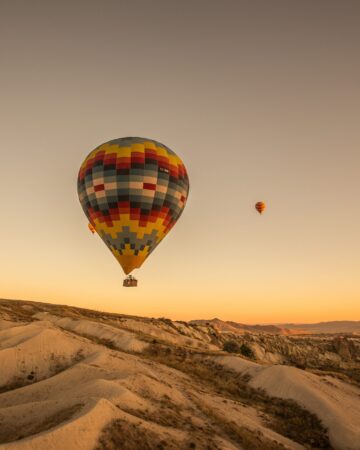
left=77, top=137, right=190, bottom=274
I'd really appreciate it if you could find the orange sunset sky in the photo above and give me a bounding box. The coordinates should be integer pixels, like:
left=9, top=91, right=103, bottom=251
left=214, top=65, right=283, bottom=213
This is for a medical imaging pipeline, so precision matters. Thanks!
left=0, top=1, right=359, bottom=323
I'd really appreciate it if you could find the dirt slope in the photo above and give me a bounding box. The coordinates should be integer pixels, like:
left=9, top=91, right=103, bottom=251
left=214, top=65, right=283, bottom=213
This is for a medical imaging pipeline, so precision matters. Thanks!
left=0, top=298, right=358, bottom=450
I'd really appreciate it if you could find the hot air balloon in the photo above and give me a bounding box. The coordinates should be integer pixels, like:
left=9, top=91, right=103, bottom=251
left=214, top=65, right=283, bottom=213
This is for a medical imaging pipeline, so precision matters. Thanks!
left=77, top=137, right=189, bottom=286
left=255, top=201, right=266, bottom=215
left=88, top=223, right=95, bottom=234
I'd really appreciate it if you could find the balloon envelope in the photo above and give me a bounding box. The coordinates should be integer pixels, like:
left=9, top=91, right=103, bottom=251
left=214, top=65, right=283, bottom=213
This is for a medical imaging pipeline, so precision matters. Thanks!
left=77, top=137, right=189, bottom=274
left=255, top=201, right=266, bottom=214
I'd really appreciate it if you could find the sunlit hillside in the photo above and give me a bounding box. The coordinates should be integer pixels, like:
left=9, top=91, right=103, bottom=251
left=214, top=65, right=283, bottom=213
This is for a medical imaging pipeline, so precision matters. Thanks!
left=1, top=298, right=359, bottom=450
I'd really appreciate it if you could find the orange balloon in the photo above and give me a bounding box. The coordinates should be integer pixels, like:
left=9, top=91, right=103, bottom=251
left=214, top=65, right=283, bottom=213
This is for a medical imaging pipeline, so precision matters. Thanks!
left=255, top=201, right=266, bottom=215
left=88, top=223, right=95, bottom=234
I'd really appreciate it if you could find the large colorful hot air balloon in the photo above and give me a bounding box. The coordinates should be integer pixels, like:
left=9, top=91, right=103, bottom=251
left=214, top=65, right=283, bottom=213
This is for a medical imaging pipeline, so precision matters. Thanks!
left=77, top=137, right=189, bottom=278
left=255, top=201, right=266, bottom=215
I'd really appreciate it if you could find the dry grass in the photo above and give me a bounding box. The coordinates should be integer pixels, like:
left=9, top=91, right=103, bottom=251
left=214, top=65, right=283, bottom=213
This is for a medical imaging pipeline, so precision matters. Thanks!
left=309, top=366, right=360, bottom=388
left=96, top=415, right=279, bottom=450
left=0, top=404, right=83, bottom=443
left=193, top=401, right=286, bottom=450
left=104, top=395, right=287, bottom=450
left=96, top=419, right=182, bottom=450
left=144, top=343, right=333, bottom=449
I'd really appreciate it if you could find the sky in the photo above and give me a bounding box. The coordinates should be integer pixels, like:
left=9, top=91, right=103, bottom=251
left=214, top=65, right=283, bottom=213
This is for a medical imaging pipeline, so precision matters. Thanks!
left=0, top=0, right=359, bottom=323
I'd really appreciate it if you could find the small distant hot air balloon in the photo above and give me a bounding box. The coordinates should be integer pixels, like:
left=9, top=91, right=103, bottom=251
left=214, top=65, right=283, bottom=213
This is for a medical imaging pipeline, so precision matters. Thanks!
left=77, top=137, right=190, bottom=286
left=255, top=201, right=266, bottom=215
left=88, top=223, right=95, bottom=234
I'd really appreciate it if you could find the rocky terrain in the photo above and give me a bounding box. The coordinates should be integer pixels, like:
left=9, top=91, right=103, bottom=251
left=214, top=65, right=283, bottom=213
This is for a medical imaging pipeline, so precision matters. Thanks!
left=0, top=298, right=359, bottom=450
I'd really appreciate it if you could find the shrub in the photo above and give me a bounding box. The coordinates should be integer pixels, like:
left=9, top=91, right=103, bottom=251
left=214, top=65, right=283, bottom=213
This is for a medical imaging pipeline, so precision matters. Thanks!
left=240, top=343, right=254, bottom=358
left=223, top=340, right=240, bottom=353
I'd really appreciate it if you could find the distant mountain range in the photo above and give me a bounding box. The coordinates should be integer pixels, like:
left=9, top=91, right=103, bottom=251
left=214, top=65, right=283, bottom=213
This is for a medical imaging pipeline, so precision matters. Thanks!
left=280, top=321, right=360, bottom=334
left=190, top=318, right=360, bottom=335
